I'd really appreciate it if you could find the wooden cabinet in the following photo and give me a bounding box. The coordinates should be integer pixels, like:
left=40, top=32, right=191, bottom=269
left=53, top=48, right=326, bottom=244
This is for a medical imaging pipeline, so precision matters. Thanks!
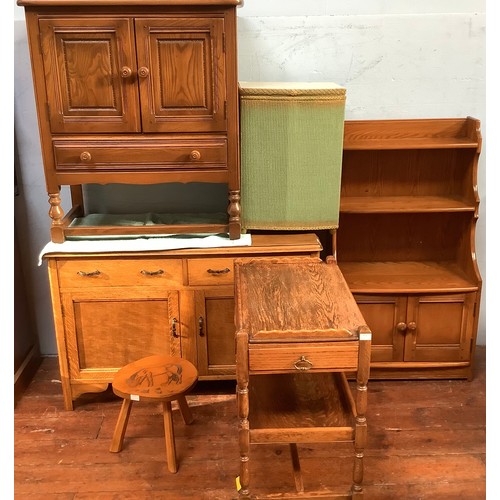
left=337, top=118, right=482, bottom=379
left=19, top=0, right=242, bottom=241
left=45, top=234, right=322, bottom=409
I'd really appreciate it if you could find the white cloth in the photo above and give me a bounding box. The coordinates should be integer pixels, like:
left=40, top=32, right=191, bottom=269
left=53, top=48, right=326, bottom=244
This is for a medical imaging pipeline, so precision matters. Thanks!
left=38, top=234, right=252, bottom=265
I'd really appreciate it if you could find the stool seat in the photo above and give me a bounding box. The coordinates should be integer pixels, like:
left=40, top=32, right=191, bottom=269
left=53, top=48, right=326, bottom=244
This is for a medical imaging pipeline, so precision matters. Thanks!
left=109, top=355, right=198, bottom=473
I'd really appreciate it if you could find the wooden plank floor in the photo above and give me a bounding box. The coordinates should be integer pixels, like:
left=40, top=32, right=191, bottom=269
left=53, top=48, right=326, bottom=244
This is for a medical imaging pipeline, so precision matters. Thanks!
left=15, top=347, right=486, bottom=499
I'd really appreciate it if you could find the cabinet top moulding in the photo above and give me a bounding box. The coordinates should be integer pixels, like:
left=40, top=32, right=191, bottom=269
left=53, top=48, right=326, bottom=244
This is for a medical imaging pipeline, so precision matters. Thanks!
left=18, top=0, right=243, bottom=6
left=343, top=117, right=481, bottom=151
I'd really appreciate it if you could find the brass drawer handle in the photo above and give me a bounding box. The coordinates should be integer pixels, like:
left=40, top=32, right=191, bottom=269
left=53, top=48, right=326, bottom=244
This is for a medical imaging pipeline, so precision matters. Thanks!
left=172, top=317, right=179, bottom=338
left=190, top=150, right=201, bottom=160
left=207, top=268, right=230, bottom=275
left=140, top=269, right=164, bottom=276
left=80, top=151, right=92, bottom=162
left=77, top=270, right=101, bottom=277
left=294, top=356, right=313, bottom=371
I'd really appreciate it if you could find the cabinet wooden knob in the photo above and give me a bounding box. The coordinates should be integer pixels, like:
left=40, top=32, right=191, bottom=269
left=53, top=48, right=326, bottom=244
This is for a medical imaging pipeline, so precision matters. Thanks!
left=138, top=66, right=150, bottom=78
left=80, top=151, right=92, bottom=162
left=407, top=322, right=417, bottom=332
left=190, top=150, right=201, bottom=160
left=120, top=66, right=132, bottom=78
left=396, top=322, right=407, bottom=332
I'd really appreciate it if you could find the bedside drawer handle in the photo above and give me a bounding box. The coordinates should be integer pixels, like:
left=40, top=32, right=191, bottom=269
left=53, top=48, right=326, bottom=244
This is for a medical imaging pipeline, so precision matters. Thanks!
left=80, top=151, right=92, bottom=162
left=207, top=268, right=230, bottom=275
left=140, top=269, right=164, bottom=276
left=294, top=356, right=313, bottom=371
left=190, top=150, right=201, bottom=160
left=77, top=270, right=101, bottom=277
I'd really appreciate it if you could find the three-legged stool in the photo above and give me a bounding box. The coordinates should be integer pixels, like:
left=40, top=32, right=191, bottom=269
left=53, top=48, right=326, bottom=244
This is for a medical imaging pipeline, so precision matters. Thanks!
left=109, top=355, right=198, bottom=473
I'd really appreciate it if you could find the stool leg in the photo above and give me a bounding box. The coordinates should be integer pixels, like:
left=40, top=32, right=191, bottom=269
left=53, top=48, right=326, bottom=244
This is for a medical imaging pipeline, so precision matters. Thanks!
left=177, top=395, right=194, bottom=425
left=162, top=401, right=178, bottom=473
left=110, top=398, right=133, bottom=453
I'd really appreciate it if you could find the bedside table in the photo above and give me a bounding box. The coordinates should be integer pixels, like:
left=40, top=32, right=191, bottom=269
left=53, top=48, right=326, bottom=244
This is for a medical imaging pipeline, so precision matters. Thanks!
left=234, top=257, right=372, bottom=498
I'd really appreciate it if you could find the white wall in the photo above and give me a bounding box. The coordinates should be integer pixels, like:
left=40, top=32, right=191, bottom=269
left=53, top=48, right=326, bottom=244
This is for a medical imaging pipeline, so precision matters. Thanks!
left=13, top=1, right=486, bottom=354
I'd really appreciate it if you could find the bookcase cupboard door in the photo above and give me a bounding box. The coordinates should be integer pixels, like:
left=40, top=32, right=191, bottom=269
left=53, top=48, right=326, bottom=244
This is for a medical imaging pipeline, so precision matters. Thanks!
left=194, top=288, right=236, bottom=377
left=352, top=295, right=407, bottom=363
left=39, top=18, right=141, bottom=134
left=354, top=293, right=476, bottom=365
left=135, top=17, right=227, bottom=133
left=405, top=293, right=476, bottom=362
left=60, top=289, right=181, bottom=381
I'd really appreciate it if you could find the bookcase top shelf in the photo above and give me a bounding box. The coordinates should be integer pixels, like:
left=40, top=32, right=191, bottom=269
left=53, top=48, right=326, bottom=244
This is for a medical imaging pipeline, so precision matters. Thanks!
left=343, top=117, right=481, bottom=151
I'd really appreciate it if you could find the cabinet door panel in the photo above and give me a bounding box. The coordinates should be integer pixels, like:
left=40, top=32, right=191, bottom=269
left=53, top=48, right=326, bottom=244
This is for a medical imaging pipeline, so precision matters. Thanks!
left=405, top=293, right=475, bottom=362
left=135, top=17, right=226, bottom=133
left=195, top=289, right=235, bottom=376
left=62, top=289, right=180, bottom=379
left=354, top=295, right=407, bottom=362
left=39, top=18, right=140, bottom=133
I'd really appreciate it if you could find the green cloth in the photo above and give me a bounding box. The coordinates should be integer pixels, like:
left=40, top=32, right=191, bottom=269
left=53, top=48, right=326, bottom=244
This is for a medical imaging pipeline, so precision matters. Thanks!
left=240, top=89, right=345, bottom=230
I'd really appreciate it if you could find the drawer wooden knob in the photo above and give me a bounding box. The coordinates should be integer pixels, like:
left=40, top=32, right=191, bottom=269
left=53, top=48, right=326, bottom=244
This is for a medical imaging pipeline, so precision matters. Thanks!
left=396, top=322, right=407, bottom=332
left=80, top=151, right=92, bottom=162
left=294, top=355, right=313, bottom=371
left=189, top=150, right=201, bottom=160
left=120, top=66, right=132, bottom=78
left=138, top=66, right=150, bottom=78
left=407, top=322, right=417, bottom=332
left=77, top=270, right=101, bottom=277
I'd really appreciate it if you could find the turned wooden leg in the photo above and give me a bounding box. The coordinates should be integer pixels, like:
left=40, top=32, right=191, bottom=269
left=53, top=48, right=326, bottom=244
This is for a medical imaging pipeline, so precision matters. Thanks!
left=162, top=401, right=178, bottom=473
left=177, top=395, right=194, bottom=425
left=48, top=191, right=66, bottom=243
left=228, top=190, right=241, bottom=240
left=109, top=398, right=133, bottom=453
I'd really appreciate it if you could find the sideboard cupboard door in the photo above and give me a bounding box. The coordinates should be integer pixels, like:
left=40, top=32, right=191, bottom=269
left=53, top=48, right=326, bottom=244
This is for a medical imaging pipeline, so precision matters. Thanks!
left=194, top=288, right=235, bottom=377
left=135, top=17, right=226, bottom=133
left=60, top=289, right=181, bottom=381
left=39, top=18, right=141, bottom=134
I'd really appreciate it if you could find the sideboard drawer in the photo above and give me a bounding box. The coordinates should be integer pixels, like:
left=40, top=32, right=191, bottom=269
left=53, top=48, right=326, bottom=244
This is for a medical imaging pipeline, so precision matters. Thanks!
left=187, top=258, right=235, bottom=285
left=53, top=139, right=228, bottom=172
left=57, top=258, right=183, bottom=288
left=249, top=342, right=359, bottom=372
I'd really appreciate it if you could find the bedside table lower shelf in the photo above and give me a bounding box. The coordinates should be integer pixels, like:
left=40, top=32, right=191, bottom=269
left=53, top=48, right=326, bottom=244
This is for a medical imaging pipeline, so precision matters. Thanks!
left=248, top=372, right=356, bottom=444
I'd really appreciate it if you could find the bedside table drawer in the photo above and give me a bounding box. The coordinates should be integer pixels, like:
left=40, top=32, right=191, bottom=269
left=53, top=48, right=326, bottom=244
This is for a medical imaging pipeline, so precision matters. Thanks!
left=57, top=258, right=183, bottom=288
left=249, top=342, right=359, bottom=373
left=187, top=258, right=234, bottom=285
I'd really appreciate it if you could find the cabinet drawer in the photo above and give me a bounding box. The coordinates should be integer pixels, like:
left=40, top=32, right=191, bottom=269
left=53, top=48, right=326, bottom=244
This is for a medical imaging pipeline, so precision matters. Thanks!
left=249, top=342, right=359, bottom=372
left=187, top=258, right=234, bottom=285
left=57, top=258, right=183, bottom=288
left=53, top=139, right=227, bottom=171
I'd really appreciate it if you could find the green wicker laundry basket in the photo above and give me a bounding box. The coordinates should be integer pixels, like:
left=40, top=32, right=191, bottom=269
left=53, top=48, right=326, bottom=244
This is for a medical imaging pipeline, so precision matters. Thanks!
left=239, top=82, right=346, bottom=231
